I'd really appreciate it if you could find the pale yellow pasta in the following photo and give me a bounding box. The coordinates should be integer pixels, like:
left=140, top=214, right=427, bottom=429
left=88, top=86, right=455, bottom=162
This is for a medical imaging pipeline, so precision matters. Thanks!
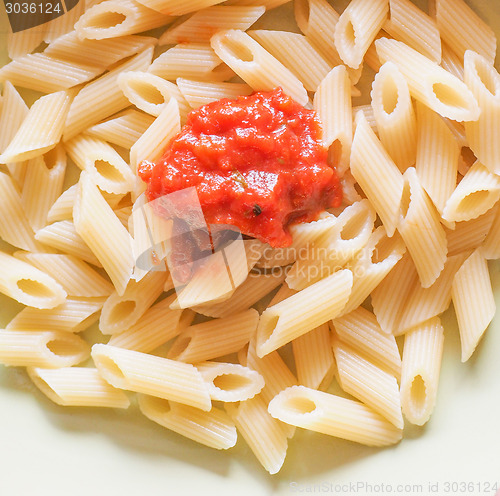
left=196, top=361, right=265, bottom=402
left=313, top=65, right=352, bottom=174
left=442, top=161, right=500, bottom=223
left=35, top=220, right=102, bottom=268
left=148, top=43, right=234, bottom=82
left=400, top=317, right=444, bottom=425
left=352, top=103, right=378, bottom=134
left=0, top=330, right=90, bottom=368
left=130, top=98, right=181, bottom=171
left=268, top=385, right=403, bottom=447
left=177, top=78, right=252, bottom=109
left=451, top=248, right=496, bottom=362
left=168, top=309, right=259, bottom=363
left=75, top=0, right=172, bottom=40
left=440, top=41, right=464, bottom=81
left=28, top=367, right=130, bottom=408
left=7, top=26, right=45, bottom=60
left=0, top=91, right=72, bottom=164
left=73, top=172, right=135, bottom=295
left=332, top=337, right=403, bottom=428
left=138, top=395, right=237, bottom=450
left=64, top=47, right=154, bottom=141
left=6, top=296, right=106, bottom=333
left=375, top=37, right=480, bottom=122
left=225, top=396, right=288, bottom=475
left=384, top=0, right=441, bottom=63
left=137, top=0, right=225, bottom=16
left=92, top=344, right=212, bottom=410
left=43, top=1, right=87, bottom=43
left=398, top=167, right=447, bottom=288
left=99, top=271, right=167, bottom=334
left=482, top=205, right=500, bottom=260
left=370, top=253, right=418, bottom=336
left=334, top=0, right=389, bottom=70
left=464, top=50, right=500, bottom=176
left=350, top=111, right=404, bottom=237
left=256, top=269, right=353, bottom=357
left=160, top=6, right=265, bottom=44
left=431, top=0, right=496, bottom=64
left=108, top=294, right=185, bottom=353
left=210, top=30, right=308, bottom=106
left=47, top=185, right=77, bottom=223
left=248, top=30, right=331, bottom=93
left=292, top=323, right=334, bottom=390
left=332, top=306, right=402, bottom=378
left=0, top=251, right=67, bottom=309
left=370, top=61, right=417, bottom=172
left=398, top=253, right=467, bottom=334
left=415, top=101, right=459, bottom=218
left=0, top=171, right=38, bottom=252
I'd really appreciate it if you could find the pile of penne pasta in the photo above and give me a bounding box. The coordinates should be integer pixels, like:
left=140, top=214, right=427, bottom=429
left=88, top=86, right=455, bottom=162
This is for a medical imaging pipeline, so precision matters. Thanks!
left=0, top=0, right=499, bottom=475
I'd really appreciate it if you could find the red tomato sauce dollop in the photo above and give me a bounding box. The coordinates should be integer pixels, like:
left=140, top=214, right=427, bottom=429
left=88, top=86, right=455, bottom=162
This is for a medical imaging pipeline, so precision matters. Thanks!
left=138, top=87, right=342, bottom=247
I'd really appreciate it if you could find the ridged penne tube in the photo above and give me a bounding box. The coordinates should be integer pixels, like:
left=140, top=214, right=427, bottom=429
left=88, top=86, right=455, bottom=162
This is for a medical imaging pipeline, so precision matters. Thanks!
left=334, top=0, right=389, bottom=70
left=256, top=269, right=353, bottom=357
left=225, top=396, right=288, bottom=475
left=64, top=47, right=154, bottom=141
left=442, top=161, right=500, bottom=223
left=7, top=26, right=45, bottom=60
left=86, top=109, right=155, bottom=150
left=75, top=0, right=172, bottom=40
left=73, top=172, right=135, bottom=295
left=0, top=330, right=90, bottom=368
left=350, top=111, right=404, bottom=237
left=383, top=0, right=441, bottom=63
left=44, top=32, right=156, bottom=69
left=193, top=272, right=286, bottom=318
left=27, top=367, right=130, bottom=409
left=99, top=271, right=167, bottom=335
left=332, top=306, right=401, bottom=378
left=0, top=91, right=72, bottom=164
left=415, top=102, right=459, bottom=217
left=92, top=344, right=211, bottom=410
left=341, top=227, right=405, bottom=316
left=210, top=30, right=308, bottom=106
left=136, top=0, right=225, bottom=16
left=0, top=171, right=38, bottom=252
left=118, top=71, right=190, bottom=119
left=370, top=253, right=418, bottom=336
left=332, top=338, right=403, bottom=428
left=451, top=248, right=496, bottom=362
left=268, top=386, right=403, bottom=447
left=0, top=54, right=103, bottom=94
left=20, top=147, right=66, bottom=232
left=292, top=323, right=334, bottom=390
left=138, top=395, right=237, bottom=450
left=177, top=79, right=252, bottom=109
left=375, top=38, right=480, bottom=122
left=108, top=294, right=184, bottom=352
left=6, top=296, right=105, bottom=333
left=160, top=6, right=265, bottom=44
left=464, top=51, right=500, bottom=175
left=196, top=362, right=265, bottom=402
left=248, top=30, right=331, bottom=92
left=313, top=65, right=352, bottom=174
left=0, top=251, right=67, bottom=309
left=483, top=206, right=500, bottom=260
left=14, top=252, right=114, bottom=298
left=431, top=0, right=496, bottom=64
left=371, top=61, right=417, bottom=172
left=440, top=41, right=464, bottom=81
left=35, top=220, right=102, bottom=268
left=397, top=253, right=467, bottom=334
left=148, top=43, right=234, bottom=82
left=400, top=317, right=444, bottom=425
left=0, top=80, right=28, bottom=153
left=168, top=309, right=259, bottom=363
left=130, top=98, right=181, bottom=171
left=398, top=167, right=447, bottom=288
left=47, top=185, right=77, bottom=223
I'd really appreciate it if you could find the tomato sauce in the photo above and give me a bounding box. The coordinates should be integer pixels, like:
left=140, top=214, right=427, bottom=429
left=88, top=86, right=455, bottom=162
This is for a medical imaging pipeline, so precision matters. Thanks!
left=138, top=87, right=342, bottom=247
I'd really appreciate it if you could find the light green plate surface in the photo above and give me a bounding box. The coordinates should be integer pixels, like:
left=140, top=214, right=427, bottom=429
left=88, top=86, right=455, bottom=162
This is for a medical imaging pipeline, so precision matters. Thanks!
left=1, top=2, right=500, bottom=495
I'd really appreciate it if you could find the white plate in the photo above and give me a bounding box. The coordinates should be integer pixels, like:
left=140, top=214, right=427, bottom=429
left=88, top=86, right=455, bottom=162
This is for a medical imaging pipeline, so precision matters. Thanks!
left=0, top=2, right=500, bottom=495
